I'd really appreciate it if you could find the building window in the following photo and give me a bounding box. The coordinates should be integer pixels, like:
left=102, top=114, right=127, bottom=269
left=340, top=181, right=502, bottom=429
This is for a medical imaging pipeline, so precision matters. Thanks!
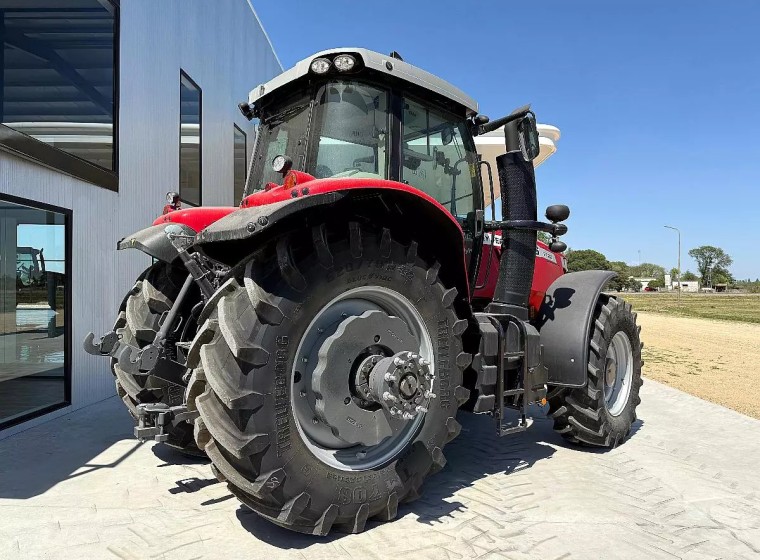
left=0, top=0, right=119, bottom=190
left=233, top=125, right=247, bottom=204
left=179, top=71, right=201, bottom=206
left=0, top=195, right=70, bottom=430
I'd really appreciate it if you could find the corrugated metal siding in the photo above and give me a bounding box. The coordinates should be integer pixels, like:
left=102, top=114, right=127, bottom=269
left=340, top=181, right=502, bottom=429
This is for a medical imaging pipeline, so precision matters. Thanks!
left=0, top=0, right=280, bottom=438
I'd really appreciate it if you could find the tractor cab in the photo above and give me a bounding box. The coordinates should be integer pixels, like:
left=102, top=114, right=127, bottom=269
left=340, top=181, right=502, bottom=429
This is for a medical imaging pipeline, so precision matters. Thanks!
left=244, top=49, right=483, bottom=222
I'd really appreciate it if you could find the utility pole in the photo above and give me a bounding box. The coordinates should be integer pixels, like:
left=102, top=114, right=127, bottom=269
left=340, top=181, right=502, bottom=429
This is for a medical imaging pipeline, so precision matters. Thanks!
left=664, top=225, right=681, bottom=303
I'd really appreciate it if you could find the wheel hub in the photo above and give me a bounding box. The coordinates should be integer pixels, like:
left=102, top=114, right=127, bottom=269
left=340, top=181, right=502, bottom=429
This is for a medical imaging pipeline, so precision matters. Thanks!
left=604, top=331, right=634, bottom=416
left=368, top=351, right=435, bottom=420
left=605, top=357, right=617, bottom=387
left=291, top=285, right=435, bottom=471
left=311, top=310, right=428, bottom=446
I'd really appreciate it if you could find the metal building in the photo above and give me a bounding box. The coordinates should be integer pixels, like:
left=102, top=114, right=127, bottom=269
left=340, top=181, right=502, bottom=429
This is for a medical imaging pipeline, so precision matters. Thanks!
left=0, top=0, right=280, bottom=436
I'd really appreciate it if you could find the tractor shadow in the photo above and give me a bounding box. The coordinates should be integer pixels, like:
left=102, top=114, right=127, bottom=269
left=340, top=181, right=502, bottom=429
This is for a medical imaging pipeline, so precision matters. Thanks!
left=0, top=397, right=141, bottom=500
left=233, top=405, right=630, bottom=548
left=151, top=441, right=210, bottom=466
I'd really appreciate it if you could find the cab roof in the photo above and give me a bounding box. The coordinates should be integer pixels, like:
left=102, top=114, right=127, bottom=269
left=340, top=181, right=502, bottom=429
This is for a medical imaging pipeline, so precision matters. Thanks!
left=248, top=47, right=479, bottom=115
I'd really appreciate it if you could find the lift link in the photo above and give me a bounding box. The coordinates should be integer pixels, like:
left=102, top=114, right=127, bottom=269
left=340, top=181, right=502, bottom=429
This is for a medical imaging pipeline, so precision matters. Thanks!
left=478, top=313, right=548, bottom=436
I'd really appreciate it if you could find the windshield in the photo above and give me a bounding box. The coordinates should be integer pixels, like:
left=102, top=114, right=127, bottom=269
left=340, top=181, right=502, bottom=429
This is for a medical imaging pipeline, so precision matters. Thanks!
left=311, top=81, right=389, bottom=179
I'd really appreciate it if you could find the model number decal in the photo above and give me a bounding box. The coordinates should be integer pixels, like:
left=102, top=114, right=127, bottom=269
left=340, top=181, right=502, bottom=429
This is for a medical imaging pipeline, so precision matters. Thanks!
left=484, top=234, right=559, bottom=265
left=536, top=246, right=557, bottom=264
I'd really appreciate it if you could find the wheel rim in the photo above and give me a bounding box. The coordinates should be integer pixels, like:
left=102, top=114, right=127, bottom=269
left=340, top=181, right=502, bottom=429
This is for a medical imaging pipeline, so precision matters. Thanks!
left=603, top=331, right=634, bottom=416
left=291, top=286, right=433, bottom=471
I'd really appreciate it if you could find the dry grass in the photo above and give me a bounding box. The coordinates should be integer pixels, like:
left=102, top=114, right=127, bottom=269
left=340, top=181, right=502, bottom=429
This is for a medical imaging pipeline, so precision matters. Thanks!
left=629, top=311, right=760, bottom=419
left=621, top=292, right=760, bottom=324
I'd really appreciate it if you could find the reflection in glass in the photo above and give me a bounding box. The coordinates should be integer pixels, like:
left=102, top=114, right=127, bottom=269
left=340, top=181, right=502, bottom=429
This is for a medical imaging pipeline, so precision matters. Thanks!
left=0, top=198, right=68, bottom=427
left=233, top=125, right=247, bottom=204
left=180, top=72, right=201, bottom=206
left=0, top=0, right=117, bottom=170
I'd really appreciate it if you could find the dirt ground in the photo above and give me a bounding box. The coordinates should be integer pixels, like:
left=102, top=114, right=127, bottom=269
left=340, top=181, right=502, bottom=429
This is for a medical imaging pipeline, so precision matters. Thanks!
left=636, top=311, right=760, bottom=419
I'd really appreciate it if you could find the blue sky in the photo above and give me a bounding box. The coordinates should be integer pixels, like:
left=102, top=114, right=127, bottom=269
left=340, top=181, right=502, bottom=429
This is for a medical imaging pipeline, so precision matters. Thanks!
left=256, top=0, right=759, bottom=280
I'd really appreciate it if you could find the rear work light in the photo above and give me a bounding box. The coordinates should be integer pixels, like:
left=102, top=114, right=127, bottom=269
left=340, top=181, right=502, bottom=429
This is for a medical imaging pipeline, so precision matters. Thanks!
left=333, top=54, right=356, bottom=72
left=310, top=58, right=331, bottom=74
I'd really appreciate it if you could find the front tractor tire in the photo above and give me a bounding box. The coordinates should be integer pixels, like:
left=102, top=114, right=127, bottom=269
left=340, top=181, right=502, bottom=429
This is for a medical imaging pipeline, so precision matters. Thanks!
left=112, top=261, right=201, bottom=455
left=186, top=222, right=471, bottom=535
left=548, top=294, right=643, bottom=447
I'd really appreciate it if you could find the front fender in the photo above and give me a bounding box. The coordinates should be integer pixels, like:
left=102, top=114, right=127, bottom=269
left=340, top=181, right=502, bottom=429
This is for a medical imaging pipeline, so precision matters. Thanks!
left=117, top=223, right=195, bottom=263
left=536, top=270, right=616, bottom=387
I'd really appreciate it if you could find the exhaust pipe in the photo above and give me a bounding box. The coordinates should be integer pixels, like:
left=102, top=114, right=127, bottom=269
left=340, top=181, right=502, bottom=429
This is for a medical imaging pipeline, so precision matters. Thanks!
left=486, top=123, right=538, bottom=320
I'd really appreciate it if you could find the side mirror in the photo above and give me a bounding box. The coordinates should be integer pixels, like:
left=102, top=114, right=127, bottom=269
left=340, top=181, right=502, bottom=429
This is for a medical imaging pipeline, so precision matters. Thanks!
left=441, top=125, right=455, bottom=146
left=517, top=113, right=540, bottom=162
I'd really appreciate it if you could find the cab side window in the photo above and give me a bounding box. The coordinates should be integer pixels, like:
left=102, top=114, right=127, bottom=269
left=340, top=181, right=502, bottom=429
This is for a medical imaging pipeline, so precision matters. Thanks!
left=401, top=99, right=476, bottom=216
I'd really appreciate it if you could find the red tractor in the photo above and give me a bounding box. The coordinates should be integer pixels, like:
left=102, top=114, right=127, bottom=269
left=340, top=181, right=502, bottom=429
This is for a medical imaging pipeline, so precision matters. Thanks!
left=85, top=49, right=642, bottom=535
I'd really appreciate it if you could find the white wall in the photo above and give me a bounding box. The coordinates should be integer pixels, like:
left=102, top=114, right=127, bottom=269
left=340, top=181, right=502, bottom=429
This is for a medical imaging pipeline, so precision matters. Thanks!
left=0, top=0, right=280, bottom=438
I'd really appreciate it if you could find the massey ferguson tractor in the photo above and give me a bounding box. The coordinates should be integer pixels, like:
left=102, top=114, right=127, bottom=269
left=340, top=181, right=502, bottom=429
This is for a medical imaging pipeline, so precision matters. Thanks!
left=85, top=48, right=642, bottom=535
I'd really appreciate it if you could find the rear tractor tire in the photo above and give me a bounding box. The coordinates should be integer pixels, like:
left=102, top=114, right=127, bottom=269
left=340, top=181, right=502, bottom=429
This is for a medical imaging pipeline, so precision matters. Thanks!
left=548, top=294, right=643, bottom=447
left=112, top=261, right=202, bottom=455
left=186, top=222, right=471, bottom=535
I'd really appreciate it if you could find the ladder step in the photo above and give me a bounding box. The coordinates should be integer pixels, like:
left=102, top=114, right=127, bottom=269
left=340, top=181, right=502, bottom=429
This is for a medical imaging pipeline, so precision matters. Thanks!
left=498, top=417, right=533, bottom=437
left=502, top=389, right=524, bottom=397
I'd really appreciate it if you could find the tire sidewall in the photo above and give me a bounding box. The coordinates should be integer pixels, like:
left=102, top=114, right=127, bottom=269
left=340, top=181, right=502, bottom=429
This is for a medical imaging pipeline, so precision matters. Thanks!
left=592, top=299, right=641, bottom=435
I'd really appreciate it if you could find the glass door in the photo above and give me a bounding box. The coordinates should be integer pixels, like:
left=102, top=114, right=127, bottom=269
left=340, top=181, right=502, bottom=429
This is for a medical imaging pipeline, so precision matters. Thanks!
left=0, top=198, right=69, bottom=429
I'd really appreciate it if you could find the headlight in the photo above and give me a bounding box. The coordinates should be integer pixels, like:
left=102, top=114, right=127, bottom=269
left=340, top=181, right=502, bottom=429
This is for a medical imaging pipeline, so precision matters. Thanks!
left=272, top=154, right=293, bottom=174
left=333, top=54, right=356, bottom=72
left=310, top=57, right=331, bottom=74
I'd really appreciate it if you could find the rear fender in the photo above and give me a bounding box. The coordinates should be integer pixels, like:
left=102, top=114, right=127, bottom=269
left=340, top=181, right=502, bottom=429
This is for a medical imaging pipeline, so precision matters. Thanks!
left=535, top=270, right=616, bottom=387
left=117, top=223, right=195, bottom=263
left=194, top=188, right=471, bottom=299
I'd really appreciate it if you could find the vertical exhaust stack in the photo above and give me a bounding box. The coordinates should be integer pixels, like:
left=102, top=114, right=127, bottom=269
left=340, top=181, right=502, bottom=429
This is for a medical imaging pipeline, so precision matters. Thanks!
left=486, top=123, right=538, bottom=320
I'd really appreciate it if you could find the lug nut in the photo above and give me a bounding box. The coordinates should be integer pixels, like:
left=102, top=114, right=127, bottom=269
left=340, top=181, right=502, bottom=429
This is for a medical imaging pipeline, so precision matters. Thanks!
left=382, top=391, right=397, bottom=402
left=424, top=390, right=437, bottom=399
left=416, top=406, right=428, bottom=414
left=402, top=412, right=414, bottom=420
left=393, top=357, right=404, bottom=366
left=384, top=372, right=397, bottom=382
left=420, top=358, right=430, bottom=366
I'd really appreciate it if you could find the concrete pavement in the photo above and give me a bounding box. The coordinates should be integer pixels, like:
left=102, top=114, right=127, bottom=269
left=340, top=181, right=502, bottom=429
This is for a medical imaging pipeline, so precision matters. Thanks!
left=1, top=379, right=759, bottom=559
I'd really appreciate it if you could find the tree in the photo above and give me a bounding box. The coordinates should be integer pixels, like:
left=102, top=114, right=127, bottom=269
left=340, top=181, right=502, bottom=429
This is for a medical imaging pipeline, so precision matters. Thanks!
left=537, top=231, right=552, bottom=244
left=712, top=270, right=733, bottom=285
left=669, top=267, right=680, bottom=279
left=681, top=270, right=698, bottom=281
left=647, top=278, right=665, bottom=290
left=629, top=262, right=666, bottom=280
left=607, top=261, right=632, bottom=291
left=687, top=246, right=732, bottom=287
left=629, top=279, right=643, bottom=292
left=566, top=249, right=610, bottom=272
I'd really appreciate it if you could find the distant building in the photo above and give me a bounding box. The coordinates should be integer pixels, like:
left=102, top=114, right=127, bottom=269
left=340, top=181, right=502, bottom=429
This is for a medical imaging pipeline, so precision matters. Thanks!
left=675, top=281, right=700, bottom=292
